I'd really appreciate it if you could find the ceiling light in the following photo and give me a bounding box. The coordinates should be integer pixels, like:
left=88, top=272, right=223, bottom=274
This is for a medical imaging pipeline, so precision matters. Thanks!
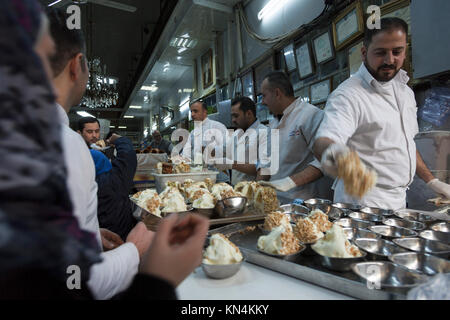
left=178, top=47, right=188, bottom=54
left=48, top=0, right=62, bottom=6
left=141, top=85, right=158, bottom=92
left=124, top=116, right=134, bottom=119
left=109, top=126, right=115, bottom=128
left=129, top=105, right=142, bottom=109
left=258, top=0, right=287, bottom=21
left=77, top=111, right=95, bottom=118
left=118, top=126, right=127, bottom=129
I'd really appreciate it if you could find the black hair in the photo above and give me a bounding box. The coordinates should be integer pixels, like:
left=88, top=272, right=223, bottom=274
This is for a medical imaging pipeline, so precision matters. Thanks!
left=363, top=17, right=408, bottom=48
left=231, top=96, right=256, bottom=117
left=46, top=7, right=87, bottom=77
left=263, top=71, right=294, bottom=97
left=78, top=117, right=100, bottom=132
left=190, top=100, right=207, bottom=111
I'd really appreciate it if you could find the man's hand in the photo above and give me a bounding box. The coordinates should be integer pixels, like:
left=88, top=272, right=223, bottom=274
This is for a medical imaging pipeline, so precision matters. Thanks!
left=126, top=222, right=155, bottom=259
left=321, top=143, right=350, bottom=177
left=427, top=179, right=450, bottom=199
left=106, top=133, right=122, bottom=146
left=139, top=213, right=209, bottom=287
left=100, top=228, right=124, bottom=251
left=259, top=177, right=297, bottom=192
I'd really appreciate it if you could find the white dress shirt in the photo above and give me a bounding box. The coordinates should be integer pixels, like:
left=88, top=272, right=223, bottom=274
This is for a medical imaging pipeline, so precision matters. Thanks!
left=56, top=105, right=139, bottom=299
left=315, top=63, right=419, bottom=209
left=264, top=98, right=331, bottom=202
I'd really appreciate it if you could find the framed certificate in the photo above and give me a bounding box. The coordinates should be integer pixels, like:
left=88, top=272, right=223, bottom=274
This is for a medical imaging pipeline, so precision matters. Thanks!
left=201, top=49, right=213, bottom=89
left=295, top=42, right=314, bottom=79
left=309, top=78, right=332, bottom=104
left=381, top=0, right=411, bottom=29
left=332, top=1, right=364, bottom=51
left=283, top=43, right=297, bottom=72
left=312, top=30, right=335, bottom=65
left=295, top=86, right=310, bottom=103
left=241, top=70, right=255, bottom=101
left=348, top=40, right=363, bottom=76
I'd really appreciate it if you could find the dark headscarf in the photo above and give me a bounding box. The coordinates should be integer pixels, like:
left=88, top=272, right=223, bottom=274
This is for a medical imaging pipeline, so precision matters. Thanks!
left=0, top=0, right=101, bottom=295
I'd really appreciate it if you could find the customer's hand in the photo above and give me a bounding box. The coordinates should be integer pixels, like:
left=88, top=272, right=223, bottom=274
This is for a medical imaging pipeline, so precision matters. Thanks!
left=321, top=143, right=350, bottom=177
left=106, top=133, right=122, bottom=146
left=259, top=177, right=297, bottom=192
left=140, top=213, right=209, bottom=287
left=126, top=222, right=155, bottom=259
left=427, top=179, right=450, bottom=199
left=100, top=228, right=124, bottom=251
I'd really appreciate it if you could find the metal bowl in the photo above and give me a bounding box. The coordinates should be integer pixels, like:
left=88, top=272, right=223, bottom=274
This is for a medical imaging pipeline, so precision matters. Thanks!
left=394, top=210, right=437, bottom=225
left=354, top=238, right=409, bottom=260
left=193, top=207, right=215, bottom=218
left=312, top=247, right=367, bottom=272
left=160, top=205, right=194, bottom=217
left=257, top=244, right=306, bottom=260
left=431, top=222, right=450, bottom=233
left=419, top=230, right=450, bottom=244
left=369, top=225, right=418, bottom=240
left=335, top=218, right=373, bottom=230
left=351, top=261, right=429, bottom=290
left=202, top=259, right=245, bottom=279
left=332, top=202, right=362, bottom=212
left=382, top=218, right=426, bottom=231
left=303, top=198, right=332, bottom=213
left=349, top=211, right=383, bottom=223
left=343, top=227, right=380, bottom=240
left=389, top=252, right=450, bottom=276
left=327, top=207, right=345, bottom=221
left=214, top=196, right=247, bottom=218
left=393, top=237, right=450, bottom=259
left=361, top=207, right=394, bottom=216
left=278, top=204, right=309, bottom=222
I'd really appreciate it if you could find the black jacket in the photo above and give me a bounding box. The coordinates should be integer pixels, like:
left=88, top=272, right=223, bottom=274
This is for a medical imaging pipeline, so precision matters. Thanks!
left=96, top=136, right=137, bottom=239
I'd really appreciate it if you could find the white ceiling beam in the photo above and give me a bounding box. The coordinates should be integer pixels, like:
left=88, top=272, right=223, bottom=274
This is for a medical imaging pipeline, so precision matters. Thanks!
left=192, top=0, right=233, bottom=14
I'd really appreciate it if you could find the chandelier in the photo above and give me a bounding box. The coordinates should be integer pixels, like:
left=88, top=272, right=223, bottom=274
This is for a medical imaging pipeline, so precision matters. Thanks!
left=81, top=58, right=119, bottom=109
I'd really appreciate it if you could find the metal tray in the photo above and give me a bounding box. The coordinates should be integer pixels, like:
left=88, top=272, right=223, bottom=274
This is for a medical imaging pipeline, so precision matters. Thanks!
left=208, top=221, right=410, bottom=300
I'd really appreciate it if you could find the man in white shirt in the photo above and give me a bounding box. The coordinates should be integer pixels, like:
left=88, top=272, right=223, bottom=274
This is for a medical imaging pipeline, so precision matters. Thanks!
left=313, top=17, right=450, bottom=209
left=48, top=8, right=153, bottom=299
left=213, top=96, right=269, bottom=185
left=258, top=71, right=333, bottom=202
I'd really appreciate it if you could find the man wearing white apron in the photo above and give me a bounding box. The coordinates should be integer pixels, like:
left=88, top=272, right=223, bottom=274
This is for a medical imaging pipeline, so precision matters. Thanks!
left=314, top=17, right=450, bottom=210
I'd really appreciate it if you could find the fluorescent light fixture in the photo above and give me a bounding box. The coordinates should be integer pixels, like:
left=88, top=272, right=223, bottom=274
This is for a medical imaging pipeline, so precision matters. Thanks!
left=129, top=105, right=142, bottom=109
left=77, top=111, right=95, bottom=118
left=124, top=116, right=134, bottom=119
left=118, top=126, right=127, bottom=129
left=109, top=126, right=115, bottom=128
left=141, top=85, right=158, bottom=92
left=178, top=47, right=188, bottom=54
left=48, top=0, right=62, bottom=6
left=258, top=0, right=287, bottom=21
left=163, top=67, right=169, bottom=72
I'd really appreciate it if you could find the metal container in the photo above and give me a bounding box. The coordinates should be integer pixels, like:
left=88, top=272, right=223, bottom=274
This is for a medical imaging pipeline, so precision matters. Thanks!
left=361, top=207, right=394, bottom=216
left=327, top=207, right=345, bottom=221
left=354, top=238, right=409, bottom=260
left=202, top=259, right=245, bottom=279
left=214, top=196, right=247, bottom=218
left=382, top=218, right=426, bottom=231
left=431, top=222, right=450, bottom=233
left=419, top=230, right=450, bottom=244
left=303, top=198, right=332, bottom=213
left=257, top=244, right=306, bottom=261
left=332, top=202, right=362, bottom=212
left=349, top=211, right=384, bottom=223
left=194, top=207, right=215, bottom=218
left=393, top=237, right=450, bottom=259
left=160, top=205, right=193, bottom=217
left=343, top=227, right=381, bottom=240
left=369, top=225, right=418, bottom=240
left=153, top=170, right=219, bottom=193
left=351, top=261, right=429, bottom=290
left=336, top=218, right=373, bottom=230
left=312, top=248, right=367, bottom=272
left=389, top=252, right=450, bottom=276
left=393, top=210, right=437, bottom=226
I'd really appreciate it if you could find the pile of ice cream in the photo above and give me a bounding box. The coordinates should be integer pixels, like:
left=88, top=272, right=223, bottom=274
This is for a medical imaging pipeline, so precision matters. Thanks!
left=203, top=233, right=243, bottom=265
left=311, top=224, right=363, bottom=258
left=257, top=224, right=301, bottom=255
left=293, top=209, right=333, bottom=243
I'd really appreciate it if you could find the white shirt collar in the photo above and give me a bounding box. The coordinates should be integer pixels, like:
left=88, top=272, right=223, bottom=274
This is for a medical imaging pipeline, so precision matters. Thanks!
left=358, top=63, right=409, bottom=89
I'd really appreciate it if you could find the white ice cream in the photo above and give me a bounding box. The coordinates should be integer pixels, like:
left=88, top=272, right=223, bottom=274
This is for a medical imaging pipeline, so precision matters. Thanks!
left=257, top=225, right=292, bottom=255
left=311, top=224, right=362, bottom=258
left=211, top=183, right=234, bottom=200
left=193, top=192, right=215, bottom=209
left=203, top=234, right=243, bottom=265
left=161, top=192, right=187, bottom=213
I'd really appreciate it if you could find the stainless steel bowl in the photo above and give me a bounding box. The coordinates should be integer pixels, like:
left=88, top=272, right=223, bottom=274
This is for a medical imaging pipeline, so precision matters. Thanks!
left=202, top=259, right=245, bottom=279
left=388, top=252, right=450, bottom=276
left=335, top=218, right=373, bottom=230
left=369, top=225, right=418, bottom=240
left=343, top=227, right=380, bottom=240
left=419, top=230, right=450, bottom=244
left=327, top=207, right=345, bottom=221
left=332, top=202, right=362, bottom=212
left=303, top=198, right=332, bottom=213
left=160, top=205, right=194, bottom=217
left=382, top=218, right=426, bottom=231
left=393, top=237, right=450, bottom=259
left=349, top=211, right=383, bottom=223
left=278, top=204, right=309, bottom=222
left=431, top=222, right=450, bottom=233
left=394, top=210, right=437, bottom=225
left=257, top=243, right=306, bottom=260
left=193, top=207, right=215, bottom=218
left=312, top=247, right=367, bottom=272
left=214, top=196, right=247, bottom=218
left=361, top=207, right=394, bottom=216
left=354, top=238, right=409, bottom=260
left=351, top=261, right=429, bottom=289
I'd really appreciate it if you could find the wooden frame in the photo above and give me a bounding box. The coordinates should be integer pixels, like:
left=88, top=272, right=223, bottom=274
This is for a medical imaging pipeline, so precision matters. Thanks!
left=348, top=40, right=364, bottom=76
left=332, top=1, right=364, bottom=51
left=295, top=41, right=315, bottom=79
left=312, top=30, right=335, bottom=65
left=309, top=78, right=332, bottom=104
left=201, top=49, right=213, bottom=89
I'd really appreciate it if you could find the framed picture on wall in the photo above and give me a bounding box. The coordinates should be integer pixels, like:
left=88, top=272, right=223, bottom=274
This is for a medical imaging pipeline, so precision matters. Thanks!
left=332, top=1, right=364, bottom=51
left=310, top=78, right=332, bottom=104
left=241, top=70, right=255, bottom=101
left=312, top=30, right=335, bottom=65
left=348, top=40, right=364, bottom=76
left=254, top=55, right=275, bottom=95
left=295, top=86, right=310, bottom=103
left=381, top=0, right=411, bottom=29
left=295, top=42, right=314, bottom=79
left=201, top=49, right=213, bottom=89
left=283, top=43, right=297, bottom=72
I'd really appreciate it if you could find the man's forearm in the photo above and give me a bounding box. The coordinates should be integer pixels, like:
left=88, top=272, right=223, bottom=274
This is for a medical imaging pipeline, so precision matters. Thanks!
left=416, top=150, right=435, bottom=183
left=313, top=137, right=335, bottom=161
left=232, top=163, right=257, bottom=176
left=290, top=165, right=323, bottom=187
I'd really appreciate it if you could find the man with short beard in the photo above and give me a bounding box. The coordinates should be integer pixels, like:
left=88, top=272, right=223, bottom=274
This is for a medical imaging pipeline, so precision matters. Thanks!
left=313, top=17, right=450, bottom=209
